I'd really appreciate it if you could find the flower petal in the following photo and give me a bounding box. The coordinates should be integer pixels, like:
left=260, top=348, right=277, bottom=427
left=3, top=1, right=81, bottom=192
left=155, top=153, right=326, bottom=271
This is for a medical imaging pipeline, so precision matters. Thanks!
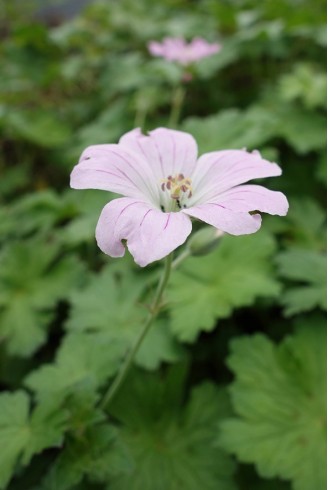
left=119, top=128, right=198, bottom=181
left=96, top=198, right=192, bottom=267
left=213, top=185, right=289, bottom=216
left=183, top=203, right=262, bottom=236
left=191, top=150, right=282, bottom=205
left=70, top=144, right=159, bottom=203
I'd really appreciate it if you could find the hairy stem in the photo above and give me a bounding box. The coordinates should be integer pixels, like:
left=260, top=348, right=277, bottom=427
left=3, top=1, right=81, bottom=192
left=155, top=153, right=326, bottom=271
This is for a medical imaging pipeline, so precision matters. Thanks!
left=99, top=253, right=173, bottom=410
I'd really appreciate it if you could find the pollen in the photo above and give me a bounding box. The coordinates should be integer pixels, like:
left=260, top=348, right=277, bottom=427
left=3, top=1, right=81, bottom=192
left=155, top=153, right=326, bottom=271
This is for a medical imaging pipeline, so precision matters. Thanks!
left=161, top=173, right=192, bottom=200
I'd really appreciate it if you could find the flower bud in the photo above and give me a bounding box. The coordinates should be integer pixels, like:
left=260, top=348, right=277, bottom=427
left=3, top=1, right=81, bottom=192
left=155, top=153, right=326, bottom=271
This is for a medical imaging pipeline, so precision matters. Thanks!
left=187, top=226, right=224, bottom=256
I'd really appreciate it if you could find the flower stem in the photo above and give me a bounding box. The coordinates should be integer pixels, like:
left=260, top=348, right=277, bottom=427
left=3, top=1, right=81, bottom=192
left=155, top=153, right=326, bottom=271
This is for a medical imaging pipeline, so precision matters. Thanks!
left=99, top=253, right=173, bottom=410
left=169, top=85, right=186, bottom=128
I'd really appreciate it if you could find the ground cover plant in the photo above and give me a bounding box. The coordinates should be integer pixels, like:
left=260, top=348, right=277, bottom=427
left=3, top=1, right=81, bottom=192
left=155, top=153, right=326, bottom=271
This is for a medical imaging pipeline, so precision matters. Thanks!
left=0, top=0, right=326, bottom=489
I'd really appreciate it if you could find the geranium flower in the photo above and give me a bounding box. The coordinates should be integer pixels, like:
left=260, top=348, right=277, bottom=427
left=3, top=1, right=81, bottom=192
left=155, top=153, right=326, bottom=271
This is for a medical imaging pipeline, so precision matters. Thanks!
left=148, top=37, right=221, bottom=66
left=70, top=128, right=288, bottom=267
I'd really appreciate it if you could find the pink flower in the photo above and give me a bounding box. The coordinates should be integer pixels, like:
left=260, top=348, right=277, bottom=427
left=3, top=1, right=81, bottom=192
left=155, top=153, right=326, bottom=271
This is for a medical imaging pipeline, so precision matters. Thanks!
left=70, top=128, right=288, bottom=267
left=148, top=37, right=221, bottom=66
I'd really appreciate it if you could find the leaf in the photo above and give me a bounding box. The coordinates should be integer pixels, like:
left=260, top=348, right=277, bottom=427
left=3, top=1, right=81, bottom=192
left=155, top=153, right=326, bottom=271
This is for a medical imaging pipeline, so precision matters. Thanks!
left=279, top=63, right=327, bottom=109
left=0, top=391, right=66, bottom=489
left=276, top=249, right=327, bottom=315
left=167, top=232, right=281, bottom=342
left=281, top=198, right=325, bottom=250
left=275, top=106, right=326, bottom=153
left=6, top=109, right=72, bottom=148
left=183, top=107, right=277, bottom=154
left=218, top=318, right=326, bottom=490
left=66, top=263, right=183, bottom=370
left=25, top=332, right=123, bottom=403
left=0, top=239, right=86, bottom=356
left=108, top=368, right=237, bottom=490
left=40, top=425, right=132, bottom=490
left=183, top=102, right=325, bottom=155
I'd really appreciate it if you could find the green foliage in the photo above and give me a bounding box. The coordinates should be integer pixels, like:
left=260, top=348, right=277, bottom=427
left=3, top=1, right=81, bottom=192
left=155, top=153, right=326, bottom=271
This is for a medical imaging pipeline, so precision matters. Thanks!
left=168, top=232, right=281, bottom=342
left=0, top=239, right=85, bottom=356
left=109, top=368, right=237, bottom=490
left=0, top=391, right=66, bottom=489
left=66, top=263, right=183, bottom=369
left=40, top=425, right=131, bottom=490
left=0, top=0, right=326, bottom=489
left=218, top=319, right=326, bottom=490
left=276, top=249, right=326, bottom=315
left=25, top=332, right=123, bottom=403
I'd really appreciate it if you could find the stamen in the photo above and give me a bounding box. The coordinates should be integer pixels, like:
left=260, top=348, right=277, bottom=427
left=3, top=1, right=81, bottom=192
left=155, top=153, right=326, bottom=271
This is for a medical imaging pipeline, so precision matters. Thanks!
left=160, top=174, right=193, bottom=207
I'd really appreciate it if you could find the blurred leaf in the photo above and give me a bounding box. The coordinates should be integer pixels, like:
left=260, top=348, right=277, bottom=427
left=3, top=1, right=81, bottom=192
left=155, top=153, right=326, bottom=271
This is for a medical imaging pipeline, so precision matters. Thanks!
left=283, top=198, right=326, bottom=250
left=4, top=109, right=72, bottom=148
left=109, top=369, right=237, bottom=490
left=183, top=107, right=277, bottom=153
left=40, top=424, right=131, bottom=490
left=279, top=63, right=326, bottom=109
left=183, top=102, right=325, bottom=154
left=0, top=391, right=66, bottom=489
left=218, top=318, right=326, bottom=490
left=0, top=239, right=86, bottom=356
left=276, top=249, right=326, bottom=315
left=275, top=105, right=326, bottom=153
left=168, top=232, right=281, bottom=342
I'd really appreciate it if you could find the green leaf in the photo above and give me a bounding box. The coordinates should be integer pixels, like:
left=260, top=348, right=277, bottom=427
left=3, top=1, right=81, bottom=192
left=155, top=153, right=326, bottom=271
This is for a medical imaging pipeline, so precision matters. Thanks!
left=40, top=425, right=131, bottom=490
left=168, top=232, right=281, bottom=342
left=276, top=249, right=327, bottom=315
left=0, top=391, right=66, bottom=489
left=183, top=107, right=277, bottom=153
left=280, top=198, right=326, bottom=250
left=0, top=239, right=86, bottom=356
left=183, top=103, right=325, bottom=155
left=279, top=63, right=327, bottom=109
left=66, top=263, right=183, bottom=370
left=218, top=318, right=326, bottom=490
left=109, top=369, right=237, bottom=490
left=5, top=109, right=72, bottom=148
left=275, top=106, right=326, bottom=153
left=25, top=332, right=123, bottom=403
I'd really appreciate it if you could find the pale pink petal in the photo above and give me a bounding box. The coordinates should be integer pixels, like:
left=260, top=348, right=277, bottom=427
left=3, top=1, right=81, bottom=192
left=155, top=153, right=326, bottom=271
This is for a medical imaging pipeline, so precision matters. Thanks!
left=119, top=127, right=198, bottom=180
left=214, top=185, right=289, bottom=215
left=96, top=198, right=192, bottom=267
left=148, top=37, right=220, bottom=64
left=191, top=150, right=283, bottom=205
left=70, top=144, right=159, bottom=204
left=183, top=203, right=262, bottom=235
left=148, top=41, right=166, bottom=57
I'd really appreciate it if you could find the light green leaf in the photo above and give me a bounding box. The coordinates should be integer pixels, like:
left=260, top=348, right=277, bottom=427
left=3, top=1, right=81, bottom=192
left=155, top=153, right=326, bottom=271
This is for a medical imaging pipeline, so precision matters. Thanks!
left=183, top=107, right=276, bottom=153
left=109, top=369, right=237, bottom=490
left=279, top=63, right=327, bottom=109
left=66, top=264, right=183, bottom=370
left=218, top=319, right=326, bottom=490
left=0, top=239, right=86, bottom=356
left=0, top=392, right=66, bottom=489
left=25, top=332, right=123, bottom=402
left=168, top=232, right=281, bottom=342
left=276, top=249, right=326, bottom=315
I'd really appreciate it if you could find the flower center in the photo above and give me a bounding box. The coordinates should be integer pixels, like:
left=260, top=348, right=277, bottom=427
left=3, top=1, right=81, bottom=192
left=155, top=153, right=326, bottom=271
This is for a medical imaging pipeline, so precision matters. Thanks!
left=160, top=174, right=192, bottom=211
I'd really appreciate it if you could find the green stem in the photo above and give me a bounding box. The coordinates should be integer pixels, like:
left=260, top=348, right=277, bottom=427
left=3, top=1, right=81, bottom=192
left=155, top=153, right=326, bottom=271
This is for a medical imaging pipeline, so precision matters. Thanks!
left=99, top=253, right=173, bottom=410
left=169, top=85, right=186, bottom=128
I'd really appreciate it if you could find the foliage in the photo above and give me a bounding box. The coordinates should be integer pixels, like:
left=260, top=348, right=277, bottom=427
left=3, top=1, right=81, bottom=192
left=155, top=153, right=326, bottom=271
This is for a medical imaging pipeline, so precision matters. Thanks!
left=218, top=318, right=326, bottom=490
left=0, top=0, right=326, bottom=489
